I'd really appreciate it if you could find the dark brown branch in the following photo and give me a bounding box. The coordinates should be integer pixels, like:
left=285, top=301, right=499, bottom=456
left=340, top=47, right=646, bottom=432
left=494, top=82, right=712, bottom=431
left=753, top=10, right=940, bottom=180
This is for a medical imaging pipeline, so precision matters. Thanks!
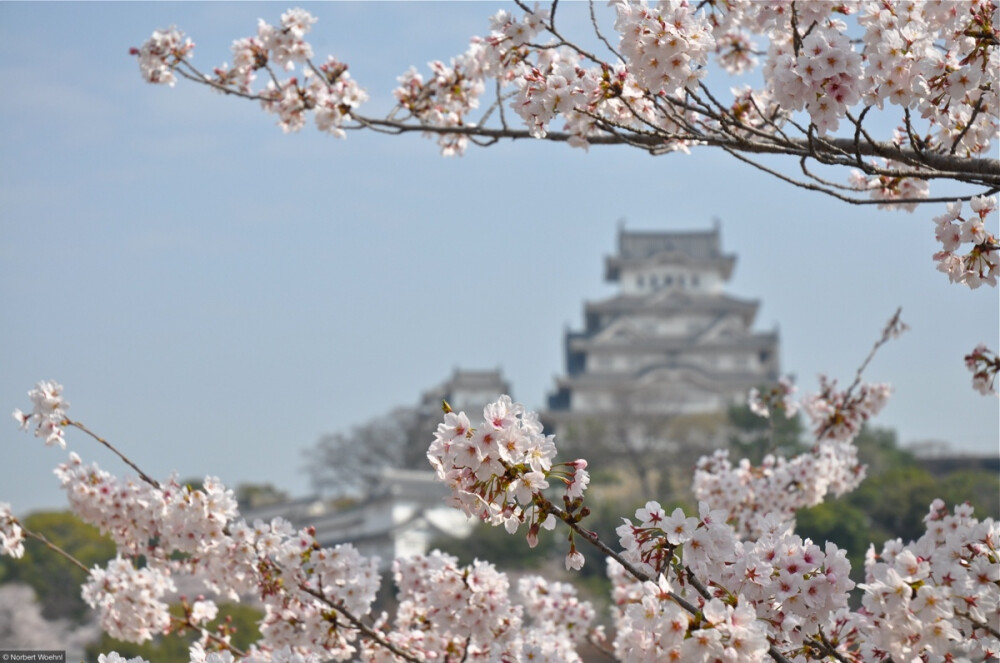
left=299, top=585, right=424, bottom=663
left=348, top=116, right=999, bottom=184
left=957, top=609, right=1000, bottom=639
left=65, top=419, right=162, bottom=490
left=23, top=528, right=92, bottom=573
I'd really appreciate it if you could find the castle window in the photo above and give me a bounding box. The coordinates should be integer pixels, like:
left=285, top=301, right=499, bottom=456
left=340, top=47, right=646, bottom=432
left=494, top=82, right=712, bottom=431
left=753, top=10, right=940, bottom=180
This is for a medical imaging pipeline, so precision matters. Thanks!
left=664, top=275, right=672, bottom=286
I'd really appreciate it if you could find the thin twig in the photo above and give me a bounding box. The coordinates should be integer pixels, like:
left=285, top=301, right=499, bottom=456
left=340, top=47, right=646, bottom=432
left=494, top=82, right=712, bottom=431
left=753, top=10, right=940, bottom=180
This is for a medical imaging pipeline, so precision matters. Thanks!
left=299, top=585, right=424, bottom=663
left=22, top=528, right=92, bottom=573
left=65, top=419, right=162, bottom=490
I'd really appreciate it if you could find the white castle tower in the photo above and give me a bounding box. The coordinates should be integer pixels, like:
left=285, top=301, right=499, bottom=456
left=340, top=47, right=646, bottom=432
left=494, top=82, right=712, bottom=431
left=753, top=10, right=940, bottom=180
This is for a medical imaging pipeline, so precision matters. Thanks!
left=546, top=224, right=779, bottom=427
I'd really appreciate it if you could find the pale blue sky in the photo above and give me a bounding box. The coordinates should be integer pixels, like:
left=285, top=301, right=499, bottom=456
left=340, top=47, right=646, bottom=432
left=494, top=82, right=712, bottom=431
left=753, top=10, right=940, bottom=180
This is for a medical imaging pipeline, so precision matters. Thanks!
left=2, top=2, right=997, bottom=515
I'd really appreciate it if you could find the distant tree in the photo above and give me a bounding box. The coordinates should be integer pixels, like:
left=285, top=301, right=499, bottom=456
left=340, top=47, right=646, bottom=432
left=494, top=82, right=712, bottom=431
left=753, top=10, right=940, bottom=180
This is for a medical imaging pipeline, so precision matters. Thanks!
left=726, top=400, right=805, bottom=465
left=937, top=469, right=1000, bottom=518
left=555, top=389, right=734, bottom=501
left=303, top=407, right=416, bottom=499
left=850, top=425, right=915, bottom=477
left=235, top=482, right=290, bottom=509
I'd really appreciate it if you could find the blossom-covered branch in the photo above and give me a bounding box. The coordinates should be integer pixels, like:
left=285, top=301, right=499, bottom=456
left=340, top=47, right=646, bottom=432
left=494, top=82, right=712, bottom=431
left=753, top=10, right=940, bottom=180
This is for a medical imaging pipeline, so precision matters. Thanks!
left=131, top=4, right=999, bottom=201
left=5, top=376, right=999, bottom=662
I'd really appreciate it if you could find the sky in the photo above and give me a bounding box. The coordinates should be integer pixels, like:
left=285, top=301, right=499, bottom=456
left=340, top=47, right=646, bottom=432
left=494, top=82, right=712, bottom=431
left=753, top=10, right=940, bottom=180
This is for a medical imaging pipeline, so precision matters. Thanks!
left=1, top=2, right=997, bottom=516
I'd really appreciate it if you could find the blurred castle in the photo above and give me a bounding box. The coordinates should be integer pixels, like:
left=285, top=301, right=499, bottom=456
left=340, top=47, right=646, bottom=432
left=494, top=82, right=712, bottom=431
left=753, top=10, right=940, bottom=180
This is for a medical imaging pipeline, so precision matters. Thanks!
left=541, top=224, right=780, bottom=496
left=243, top=369, right=509, bottom=571
left=247, top=223, right=782, bottom=563
left=546, top=225, right=779, bottom=417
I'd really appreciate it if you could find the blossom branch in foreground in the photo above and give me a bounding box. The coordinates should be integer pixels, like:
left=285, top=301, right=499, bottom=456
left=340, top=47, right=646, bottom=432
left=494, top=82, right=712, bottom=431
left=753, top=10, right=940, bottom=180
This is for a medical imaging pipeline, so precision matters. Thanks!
left=692, top=310, right=904, bottom=538
left=4, top=377, right=1000, bottom=661
left=131, top=8, right=1000, bottom=201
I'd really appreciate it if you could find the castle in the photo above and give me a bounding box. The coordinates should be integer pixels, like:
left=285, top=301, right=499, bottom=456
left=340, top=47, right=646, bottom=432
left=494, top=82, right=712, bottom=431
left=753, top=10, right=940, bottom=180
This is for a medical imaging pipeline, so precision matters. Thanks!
left=546, top=224, right=780, bottom=418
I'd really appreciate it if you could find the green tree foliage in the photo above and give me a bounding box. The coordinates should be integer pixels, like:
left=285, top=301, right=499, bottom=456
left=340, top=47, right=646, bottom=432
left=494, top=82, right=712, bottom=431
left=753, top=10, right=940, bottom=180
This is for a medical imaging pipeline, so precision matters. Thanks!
left=937, top=469, right=1000, bottom=517
left=235, top=482, right=290, bottom=509
left=0, top=510, right=115, bottom=622
left=795, top=425, right=999, bottom=581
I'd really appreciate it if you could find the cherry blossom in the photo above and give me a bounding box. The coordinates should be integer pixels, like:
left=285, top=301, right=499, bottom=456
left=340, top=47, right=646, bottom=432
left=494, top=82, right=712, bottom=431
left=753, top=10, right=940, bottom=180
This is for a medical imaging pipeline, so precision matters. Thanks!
left=965, top=343, right=1000, bottom=395
left=931, top=195, right=999, bottom=289
left=0, top=502, right=24, bottom=559
left=82, top=555, right=176, bottom=643
left=858, top=500, right=1000, bottom=661
left=748, top=375, right=799, bottom=419
left=12, top=380, right=69, bottom=449
left=427, top=395, right=573, bottom=549
left=130, top=26, right=193, bottom=87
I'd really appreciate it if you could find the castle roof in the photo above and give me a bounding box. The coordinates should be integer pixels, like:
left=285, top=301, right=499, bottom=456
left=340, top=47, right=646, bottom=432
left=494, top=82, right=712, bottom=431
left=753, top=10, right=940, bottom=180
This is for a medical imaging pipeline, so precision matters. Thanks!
left=605, top=227, right=737, bottom=281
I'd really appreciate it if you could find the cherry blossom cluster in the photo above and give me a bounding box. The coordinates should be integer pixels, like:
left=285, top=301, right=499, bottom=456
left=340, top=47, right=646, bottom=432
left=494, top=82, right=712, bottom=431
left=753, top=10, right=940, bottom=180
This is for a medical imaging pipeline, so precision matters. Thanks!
left=858, top=0, right=999, bottom=158
left=257, top=8, right=315, bottom=71
left=764, top=16, right=864, bottom=135
left=130, top=26, right=193, bottom=87
left=82, top=555, right=176, bottom=642
left=130, top=5, right=1000, bottom=305
left=393, top=49, right=487, bottom=156
left=251, top=529, right=380, bottom=660
left=694, top=357, right=895, bottom=537
left=133, top=4, right=999, bottom=325
left=965, top=343, right=1000, bottom=395
left=12, top=379, right=69, bottom=449
left=516, top=575, right=596, bottom=659
left=0, top=502, right=24, bottom=559
left=747, top=375, right=799, bottom=419
left=363, top=551, right=594, bottom=661
left=427, top=396, right=589, bottom=559
left=213, top=8, right=317, bottom=95
left=256, top=55, right=369, bottom=137
left=848, top=160, right=930, bottom=212
left=133, top=3, right=999, bottom=152
left=611, top=0, right=715, bottom=99
left=611, top=506, right=856, bottom=661
left=58, top=452, right=382, bottom=657
left=858, top=499, right=1000, bottom=661
left=692, top=442, right=865, bottom=539
left=52, top=452, right=234, bottom=559
left=932, top=195, right=999, bottom=289
left=611, top=580, right=770, bottom=662
left=801, top=375, right=892, bottom=443
left=10, top=386, right=387, bottom=660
